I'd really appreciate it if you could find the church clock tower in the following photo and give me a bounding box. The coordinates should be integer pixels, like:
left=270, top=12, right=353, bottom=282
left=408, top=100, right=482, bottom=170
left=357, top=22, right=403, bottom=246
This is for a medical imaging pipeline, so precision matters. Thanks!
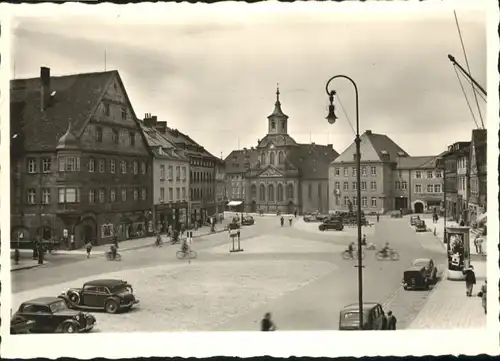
left=267, top=84, right=289, bottom=135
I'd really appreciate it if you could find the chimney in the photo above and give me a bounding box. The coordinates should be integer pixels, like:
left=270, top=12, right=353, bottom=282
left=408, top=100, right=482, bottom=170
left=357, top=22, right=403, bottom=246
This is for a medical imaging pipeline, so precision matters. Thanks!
left=40, top=67, right=51, bottom=111
left=155, top=121, right=167, bottom=134
left=327, top=144, right=333, bottom=148
left=366, top=130, right=372, bottom=135
left=144, top=114, right=158, bottom=127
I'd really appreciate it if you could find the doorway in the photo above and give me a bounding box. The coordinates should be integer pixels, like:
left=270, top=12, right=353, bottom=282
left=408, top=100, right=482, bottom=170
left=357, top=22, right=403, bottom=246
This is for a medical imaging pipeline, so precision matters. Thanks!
left=251, top=201, right=257, bottom=213
left=414, top=201, right=424, bottom=214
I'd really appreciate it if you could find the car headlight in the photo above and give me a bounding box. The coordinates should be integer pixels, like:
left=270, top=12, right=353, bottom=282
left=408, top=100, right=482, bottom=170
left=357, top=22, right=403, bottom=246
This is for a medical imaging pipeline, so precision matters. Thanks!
left=75, top=315, right=80, bottom=321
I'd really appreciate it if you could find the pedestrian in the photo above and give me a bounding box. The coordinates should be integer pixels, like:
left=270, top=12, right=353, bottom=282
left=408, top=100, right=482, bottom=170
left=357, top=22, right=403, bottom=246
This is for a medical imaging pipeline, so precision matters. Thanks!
left=85, top=241, right=92, bottom=259
left=261, top=312, right=277, bottom=331
left=386, top=310, right=397, bottom=330
left=463, top=265, right=476, bottom=297
left=14, top=248, right=20, bottom=265
left=476, top=236, right=483, bottom=255
left=380, top=311, right=388, bottom=330
left=459, top=219, right=465, bottom=226
left=294, top=209, right=298, bottom=218
left=478, top=279, right=487, bottom=314
left=237, top=229, right=241, bottom=242
left=289, top=216, right=293, bottom=226
left=376, top=213, right=380, bottom=223
left=280, top=216, right=284, bottom=227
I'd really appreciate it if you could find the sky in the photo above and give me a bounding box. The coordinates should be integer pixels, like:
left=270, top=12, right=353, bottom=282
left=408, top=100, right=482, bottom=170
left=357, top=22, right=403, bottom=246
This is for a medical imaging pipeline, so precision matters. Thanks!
left=9, top=3, right=488, bottom=159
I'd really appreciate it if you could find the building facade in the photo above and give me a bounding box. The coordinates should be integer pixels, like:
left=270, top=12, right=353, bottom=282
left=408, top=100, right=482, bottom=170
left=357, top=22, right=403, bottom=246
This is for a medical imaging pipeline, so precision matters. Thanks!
left=141, top=120, right=190, bottom=232
left=225, top=87, right=338, bottom=214
left=142, top=114, right=218, bottom=226
left=11, top=68, right=153, bottom=249
left=215, top=158, right=227, bottom=216
left=468, top=129, right=487, bottom=223
left=456, top=145, right=470, bottom=218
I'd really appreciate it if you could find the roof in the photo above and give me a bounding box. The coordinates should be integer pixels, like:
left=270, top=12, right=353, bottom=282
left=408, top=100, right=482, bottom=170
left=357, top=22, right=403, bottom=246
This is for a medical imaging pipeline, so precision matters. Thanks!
left=397, top=156, right=439, bottom=170
left=23, top=297, right=62, bottom=305
left=156, top=124, right=217, bottom=160
left=332, top=131, right=409, bottom=164
left=267, top=87, right=288, bottom=119
left=11, top=70, right=117, bottom=152
left=225, top=148, right=259, bottom=174
left=342, top=302, right=381, bottom=311
left=84, top=279, right=127, bottom=287
left=140, top=122, right=188, bottom=162
left=412, top=258, right=431, bottom=265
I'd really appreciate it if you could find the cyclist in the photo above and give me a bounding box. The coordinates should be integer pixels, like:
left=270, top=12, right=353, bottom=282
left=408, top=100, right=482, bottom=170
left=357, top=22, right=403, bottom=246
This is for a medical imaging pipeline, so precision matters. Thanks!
left=109, top=243, right=118, bottom=260
left=181, top=236, right=189, bottom=254
left=361, top=234, right=367, bottom=246
left=155, top=233, right=162, bottom=247
left=347, top=242, right=355, bottom=258
left=381, top=242, right=391, bottom=257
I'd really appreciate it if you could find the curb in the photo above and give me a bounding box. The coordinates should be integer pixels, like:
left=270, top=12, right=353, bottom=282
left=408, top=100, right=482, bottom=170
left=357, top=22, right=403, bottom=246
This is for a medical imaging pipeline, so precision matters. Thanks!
left=11, top=263, right=46, bottom=272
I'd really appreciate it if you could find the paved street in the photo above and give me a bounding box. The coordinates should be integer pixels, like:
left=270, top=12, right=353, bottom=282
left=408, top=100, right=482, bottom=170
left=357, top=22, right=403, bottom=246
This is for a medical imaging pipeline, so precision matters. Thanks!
left=12, top=215, right=447, bottom=331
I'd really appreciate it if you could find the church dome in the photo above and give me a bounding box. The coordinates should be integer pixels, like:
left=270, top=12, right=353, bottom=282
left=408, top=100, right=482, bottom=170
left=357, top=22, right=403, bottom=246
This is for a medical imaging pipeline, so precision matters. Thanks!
left=56, top=122, right=79, bottom=150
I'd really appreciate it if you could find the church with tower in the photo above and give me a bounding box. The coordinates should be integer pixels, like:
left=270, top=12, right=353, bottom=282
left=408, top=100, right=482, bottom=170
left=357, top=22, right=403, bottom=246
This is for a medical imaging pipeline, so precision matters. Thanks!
left=224, top=86, right=339, bottom=214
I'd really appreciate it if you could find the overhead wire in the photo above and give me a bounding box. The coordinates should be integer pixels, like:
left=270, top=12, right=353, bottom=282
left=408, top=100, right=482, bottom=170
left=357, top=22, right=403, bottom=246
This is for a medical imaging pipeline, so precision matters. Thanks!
left=335, top=92, right=357, bottom=137
left=453, top=65, right=480, bottom=129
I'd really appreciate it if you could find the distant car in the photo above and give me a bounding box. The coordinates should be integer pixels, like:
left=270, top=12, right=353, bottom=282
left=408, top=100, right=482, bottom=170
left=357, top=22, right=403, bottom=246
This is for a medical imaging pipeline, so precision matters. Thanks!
left=315, top=213, right=330, bottom=222
left=241, top=215, right=255, bottom=226
left=414, top=220, right=427, bottom=232
left=410, top=216, right=421, bottom=226
left=390, top=211, right=402, bottom=219
left=412, top=258, right=438, bottom=284
left=319, top=218, right=344, bottom=231
left=59, top=279, right=139, bottom=314
left=303, top=214, right=316, bottom=222
left=339, top=302, right=386, bottom=330
left=12, top=297, right=96, bottom=333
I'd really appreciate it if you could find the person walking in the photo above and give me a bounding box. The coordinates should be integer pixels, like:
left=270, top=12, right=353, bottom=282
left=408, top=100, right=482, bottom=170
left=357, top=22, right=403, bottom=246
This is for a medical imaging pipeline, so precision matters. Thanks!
left=280, top=216, right=284, bottom=227
left=463, top=265, right=476, bottom=297
left=261, top=312, right=277, bottom=331
left=380, top=311, right=388, bottom=330
left=386, top=310, right=397, bottom=330
left=294, top=209, right=298, bottom=218
left=479, top=279, right=487, bottom=314
left=376, top=213, right=380, bottom=223
left=288, top=216, right=293, bottom=226
left=475, top=236, right=484, bottom=255
left=85, top=241, right=93, bottom=259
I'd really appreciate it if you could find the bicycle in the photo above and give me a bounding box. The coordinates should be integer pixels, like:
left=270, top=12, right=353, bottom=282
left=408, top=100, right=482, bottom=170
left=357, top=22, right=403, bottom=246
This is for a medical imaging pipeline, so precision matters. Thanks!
left=176, top=247, right=197, bottom=260
left=105, top=251, right=122, bottom=261
left=341, top=249, right=364, bottom=260
left=375, top=249, right=399, bottom=261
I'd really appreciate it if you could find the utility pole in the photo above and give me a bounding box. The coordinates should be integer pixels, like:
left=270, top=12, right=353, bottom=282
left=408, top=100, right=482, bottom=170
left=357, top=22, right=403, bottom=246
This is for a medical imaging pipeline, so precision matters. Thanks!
left=448, top=54, right=487, bottom=97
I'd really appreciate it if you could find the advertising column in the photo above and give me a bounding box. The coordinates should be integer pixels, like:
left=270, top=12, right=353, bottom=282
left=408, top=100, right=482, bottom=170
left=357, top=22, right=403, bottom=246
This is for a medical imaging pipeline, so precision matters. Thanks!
left=445, top=226, right=470, bottom=280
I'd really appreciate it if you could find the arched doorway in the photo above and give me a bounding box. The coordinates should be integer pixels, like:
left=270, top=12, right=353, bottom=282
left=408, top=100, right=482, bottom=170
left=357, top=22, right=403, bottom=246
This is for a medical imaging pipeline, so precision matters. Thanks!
left=78, top=217, right=97, bottom=246
left=11, top=226, right=30, bottom=249
left=251, top=200, right=257, bottom=213
left=414, top=201, right=424, bottom=214
left=287, top=201, right=294, bottom=215
left=37, top=226, right=54, bottom=241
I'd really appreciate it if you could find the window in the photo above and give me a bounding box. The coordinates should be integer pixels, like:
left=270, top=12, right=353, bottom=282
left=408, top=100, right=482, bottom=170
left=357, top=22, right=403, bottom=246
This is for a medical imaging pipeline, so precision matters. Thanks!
left=271, top=120, right=276, bottom=130
left=318, top=184, right=322, bottom=199
left=176, top=187, right=180, bottom=200
left=415, top=184, right=422, bottom=193
left=352, top=167, right=356, bottom=176
left=101, top=223, right=113, bottom=238
left=335, top=181, right=340, bottom=190
left=427, top=184, right=433, bottom=193
left=110, top=189, right=116, bottom=202
left=168, top=165, right=173, bottom=180
left=160, top=187, right=165, bottom=202
left=62, top=157, right=79, bottom=172
left=343, top=167, right=348, bottom=177
left=260, top=153, right=265, bottom=165
left=352, top=182, right=357, bottom=191
left=427, top=171, right=433, bottom=179
left=395, top=181, right=401, bottom=190
left=344, top=196, right=350, bottom=206
left=270, top=152, right=275, bottom=165
left=308, top=184, right=312, bottom=199
left=89, top=189, right=95, bottom=203
left=362, top=196, right=368, bottom=207
left=160, top=165, right=165, bottom=180
left=371, top=197, right=377, bottom=207
left=279, top=151, right=284, bottom=164
left=88, top=158, right=95, bottom=172
left=343, top=182, right=349, bottom=191
left=133, top=161, right=138, bottom=174
left=435, top=170, right=442, bottom=178
left=182, top=187, right=186, bottom=201
left=415, top=171, right=422, bottom=179
left=99, top=189, right=105, bottom=203
left=58, top=188, right=79, bottom=203
left=96, top=126, right=103, bottom=142
left=402, top=181, right=408, bottom=190
left=121, top=188, right=127, bottom=201
left=104, top=103, right=110, bottom=116
left=361, top=181, right=367, bottom=191
left=133, top=189, right=138, bottom=201
left=435, top=184, right=441, bottom=193
left=129, top=132, right=135, bottom=146
left=112, top=129, right=119, bottom=144
left=42, top=158, right=51, bottom=173
left=353, top=196, right=358, bottom=206
left=182, top=167, right=187, bottom=180
left=99, top=160, right=105, bottom=173
left=268, top=184, right=275, bottom=202
left=176, top=166, right=181, bottom=180
left=334, top=167, right=340, bottom=176
left=371, top=181, right=377, bottom=191
left=361, top=166, right=367, bottom=176
left=42, top=189, right=50, bottom=204
left=141, top=162, right=147, bottom=175
left=277, top=184, right=284, bottom=201
left=168, top=188, right=173, bottom=201
left=110, top=160, right=116, bottom=174
left=120, top=161, right=127, bottom=174
left=121, top=107, right=127, bottom=120
left=287, top=184, right=294, bottom=199
left=141, top=188, right=147, bottom=201
left=370, top=166, right=376, bottom=176
left=27, top=158, right=37, bottom=173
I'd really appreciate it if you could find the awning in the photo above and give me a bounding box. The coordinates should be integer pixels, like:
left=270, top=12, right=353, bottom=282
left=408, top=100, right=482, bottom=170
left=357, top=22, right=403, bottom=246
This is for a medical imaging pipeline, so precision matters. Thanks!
left=227, top=201, right=243, bottom=207
left=477, top=212, right=487, bottom=224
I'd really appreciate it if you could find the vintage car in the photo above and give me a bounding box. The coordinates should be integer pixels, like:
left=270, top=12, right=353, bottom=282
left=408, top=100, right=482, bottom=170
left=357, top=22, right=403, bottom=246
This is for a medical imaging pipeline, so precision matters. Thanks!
left=402, top=266, right=431, bottom=290
left=59, top=279, right=139, bottom=314
left=303, top=213, right=317, bottom=222
left=10, top=310, right=36, bottom=334
left=12, top=297, right=96, bottom=333
left=414, top=219, right=427, bottom=232
left=412, top=258, right=438, bottom=284
left=318, top=218, right=344, bottom=231
left=241, top=215, right=255, bottom=226
left=339, top=302, right=386, bottom=330
left=410, top=215, right=421, bottom=226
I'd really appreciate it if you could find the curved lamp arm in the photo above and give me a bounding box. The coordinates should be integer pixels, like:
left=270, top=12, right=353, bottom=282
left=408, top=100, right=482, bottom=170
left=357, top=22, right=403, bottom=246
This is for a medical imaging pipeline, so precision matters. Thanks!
left=325, top=75, right=360, bottom=137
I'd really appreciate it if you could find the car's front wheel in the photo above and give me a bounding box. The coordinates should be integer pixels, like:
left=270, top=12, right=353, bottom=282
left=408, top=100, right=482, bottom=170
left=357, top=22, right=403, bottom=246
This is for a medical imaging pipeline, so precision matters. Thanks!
left=67, top=291, right=80, bottom=305
left=62, top=321, right=77, bottom=333
left=105, top=299, right=119, bottom=314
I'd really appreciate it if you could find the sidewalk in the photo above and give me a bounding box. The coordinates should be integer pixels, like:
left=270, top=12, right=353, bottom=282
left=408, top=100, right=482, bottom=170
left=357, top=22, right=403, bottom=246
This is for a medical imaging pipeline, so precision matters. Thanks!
left=11, top=258, right=48, bottom=272
left=408, top=259, right=487, bottom=329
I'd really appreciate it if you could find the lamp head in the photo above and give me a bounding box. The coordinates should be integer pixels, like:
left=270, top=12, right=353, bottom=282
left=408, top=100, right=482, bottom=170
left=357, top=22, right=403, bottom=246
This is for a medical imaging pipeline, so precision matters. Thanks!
left=326, top=90, right=338, bottom=125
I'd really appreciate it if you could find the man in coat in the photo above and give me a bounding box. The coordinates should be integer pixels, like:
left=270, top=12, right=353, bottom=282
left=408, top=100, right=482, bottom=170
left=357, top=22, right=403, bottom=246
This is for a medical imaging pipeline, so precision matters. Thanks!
left=463, top=265, right=476, bottom=297
left=386, top=310, right=397, bottom=330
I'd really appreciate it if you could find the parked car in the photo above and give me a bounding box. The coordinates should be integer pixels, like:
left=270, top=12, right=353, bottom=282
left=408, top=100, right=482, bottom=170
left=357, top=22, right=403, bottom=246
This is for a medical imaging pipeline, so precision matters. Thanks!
left=11, top=297, right=96, bottom=333
left=59, top=279, right=139, bottom=314
left=412, top=258, right=438, bottom=284
left=303, top=214, right=317, bottom=222
left=315, top=213, right=330, bottom=222
left=414, top=220, right=427, bottom=232
left=402, top=266, right=431, bottom=290
left=410, top=215, right=421, bottom=226
left=241, top=215, right=255, bottom=226
left=10, top=312, right=35, bottom=334
left=318, top=218, right=344, bottom=231
left=339, top=302, right=386, bottom=330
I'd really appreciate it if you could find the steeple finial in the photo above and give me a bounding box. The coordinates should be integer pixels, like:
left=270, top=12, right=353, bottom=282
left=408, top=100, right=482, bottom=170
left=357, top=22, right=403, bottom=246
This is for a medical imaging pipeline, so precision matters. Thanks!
left=276, top=82, right=280, bottom=102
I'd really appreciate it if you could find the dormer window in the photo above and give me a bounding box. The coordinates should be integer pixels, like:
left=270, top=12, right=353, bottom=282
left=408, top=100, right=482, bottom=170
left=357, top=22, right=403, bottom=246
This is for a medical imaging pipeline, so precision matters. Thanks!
left=121, top=107, right=127, bottom=120
left=271, top=121, right=276, bottom=130
left=104, top=103, right=110, bottom=116
left=381, top=150, right=389, bottom=155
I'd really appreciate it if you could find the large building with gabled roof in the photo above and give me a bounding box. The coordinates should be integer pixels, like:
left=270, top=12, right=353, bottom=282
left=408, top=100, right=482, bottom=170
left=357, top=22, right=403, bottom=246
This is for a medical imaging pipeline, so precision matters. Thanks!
left=10, top=67, right=153, bottom=249
left=225, top=87, right=339, bottom=214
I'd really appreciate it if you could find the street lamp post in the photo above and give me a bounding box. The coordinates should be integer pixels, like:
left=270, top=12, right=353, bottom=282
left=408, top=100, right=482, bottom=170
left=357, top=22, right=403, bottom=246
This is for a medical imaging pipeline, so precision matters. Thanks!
left=325, top=75, right=364, bottom=330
